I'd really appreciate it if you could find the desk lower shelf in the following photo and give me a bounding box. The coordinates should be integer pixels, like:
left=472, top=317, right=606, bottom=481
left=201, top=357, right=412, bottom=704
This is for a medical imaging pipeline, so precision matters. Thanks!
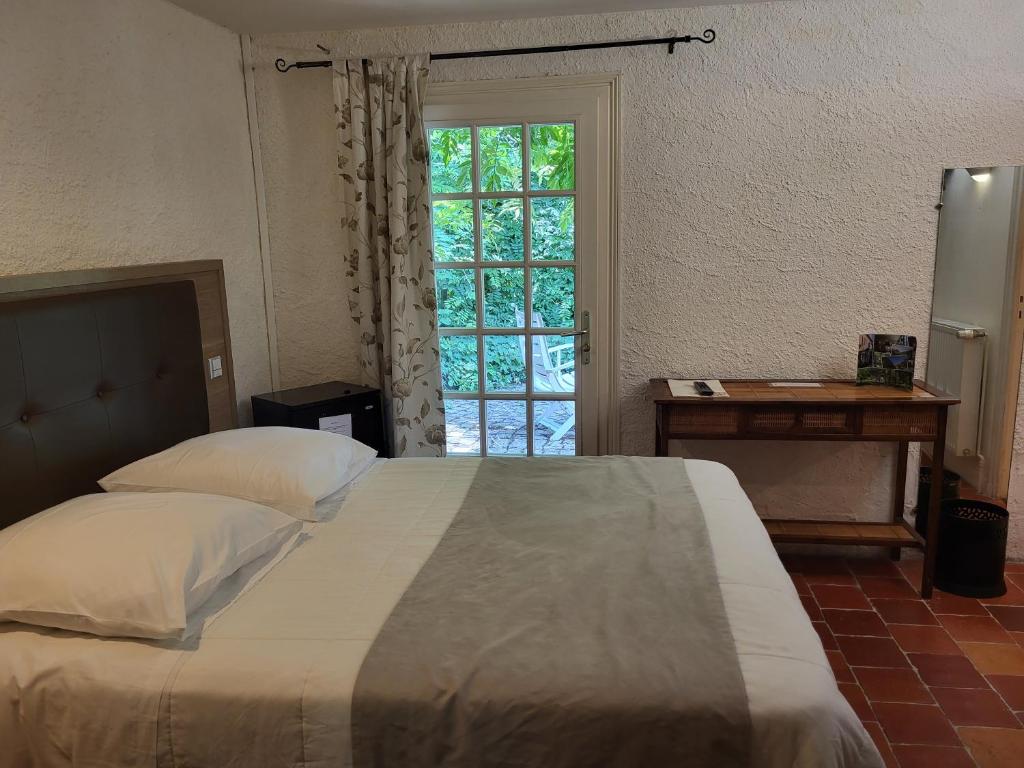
left=763, top=519, right=924, bottom=548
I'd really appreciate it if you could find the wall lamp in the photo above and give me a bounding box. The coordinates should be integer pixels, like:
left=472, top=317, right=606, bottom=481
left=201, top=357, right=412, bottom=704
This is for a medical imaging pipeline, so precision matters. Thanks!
left=967, top=167, right=994, bottom=182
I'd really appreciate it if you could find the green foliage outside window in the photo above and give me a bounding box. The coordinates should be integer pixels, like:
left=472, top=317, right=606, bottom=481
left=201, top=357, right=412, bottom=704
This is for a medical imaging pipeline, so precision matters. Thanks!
left=435, top=269, right=476, bottom=328
left=429, top=127, right=472, bottom=193
left=479, top=126, right=523, bottom=192
left=529, top=124, right=575, bottom=191
left=430, top=124, right=577, bottom=392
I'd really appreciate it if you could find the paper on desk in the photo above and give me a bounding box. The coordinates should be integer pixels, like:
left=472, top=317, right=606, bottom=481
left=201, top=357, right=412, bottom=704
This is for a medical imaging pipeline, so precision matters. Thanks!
left=667, top=379, right=729, bottom=398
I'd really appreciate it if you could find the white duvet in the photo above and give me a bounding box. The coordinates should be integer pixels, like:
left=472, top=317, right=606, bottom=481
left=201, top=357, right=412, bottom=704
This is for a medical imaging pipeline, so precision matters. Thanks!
left=0, top=458, right=882, bottom=768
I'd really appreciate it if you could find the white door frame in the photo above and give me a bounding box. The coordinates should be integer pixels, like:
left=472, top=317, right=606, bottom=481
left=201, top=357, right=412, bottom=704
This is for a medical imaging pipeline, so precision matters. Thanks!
left=993, top=167, right=1024, bottom=497
left=426, top=74, right=621, bottom=455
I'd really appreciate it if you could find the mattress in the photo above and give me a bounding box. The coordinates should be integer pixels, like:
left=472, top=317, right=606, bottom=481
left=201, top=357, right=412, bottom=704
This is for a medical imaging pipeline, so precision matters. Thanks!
left=0, top=458, right=882, bottom=768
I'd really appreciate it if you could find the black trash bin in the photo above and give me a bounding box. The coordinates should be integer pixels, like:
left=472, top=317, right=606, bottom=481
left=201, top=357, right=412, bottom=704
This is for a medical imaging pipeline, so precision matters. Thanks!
left=915, top=467, right=961, bottom=538
left=934, top=499, right=1008, bottom=599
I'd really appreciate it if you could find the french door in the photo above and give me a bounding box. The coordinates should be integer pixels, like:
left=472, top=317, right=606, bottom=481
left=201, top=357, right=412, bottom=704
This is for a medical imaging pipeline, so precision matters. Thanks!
left=425, top=76, right=617, bottom=456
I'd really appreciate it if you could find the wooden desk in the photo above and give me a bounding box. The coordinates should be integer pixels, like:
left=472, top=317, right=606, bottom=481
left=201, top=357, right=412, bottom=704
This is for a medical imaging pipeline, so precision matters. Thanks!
left=650, top=379, right=960, bottom=597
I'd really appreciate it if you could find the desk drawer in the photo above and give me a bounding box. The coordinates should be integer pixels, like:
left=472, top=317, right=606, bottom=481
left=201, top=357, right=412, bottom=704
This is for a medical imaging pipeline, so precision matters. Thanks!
left=748, top=406, right=854, bottom=435
left=667, top=405, right=740, bottom=435
left=862, top=406, right=938, bottom=438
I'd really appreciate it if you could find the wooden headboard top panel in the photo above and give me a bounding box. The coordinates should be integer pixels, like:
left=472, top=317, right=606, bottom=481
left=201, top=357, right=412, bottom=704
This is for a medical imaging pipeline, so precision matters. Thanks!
left=0, top=261, right=238, bottom=528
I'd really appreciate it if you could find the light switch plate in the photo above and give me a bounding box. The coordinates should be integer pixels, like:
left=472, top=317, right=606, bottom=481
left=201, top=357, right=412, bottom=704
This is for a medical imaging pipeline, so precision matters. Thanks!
left=208, top=355, right=223, bottom=380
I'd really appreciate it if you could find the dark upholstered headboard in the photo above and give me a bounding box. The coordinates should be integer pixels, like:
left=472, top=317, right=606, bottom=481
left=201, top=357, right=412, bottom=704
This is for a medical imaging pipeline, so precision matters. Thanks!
left=0, top=261, right=237, bottom=528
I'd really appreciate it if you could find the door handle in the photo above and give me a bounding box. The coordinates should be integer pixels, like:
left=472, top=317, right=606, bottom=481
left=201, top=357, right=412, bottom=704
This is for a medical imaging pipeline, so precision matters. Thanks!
left=559, top=310, right=591, bottom=365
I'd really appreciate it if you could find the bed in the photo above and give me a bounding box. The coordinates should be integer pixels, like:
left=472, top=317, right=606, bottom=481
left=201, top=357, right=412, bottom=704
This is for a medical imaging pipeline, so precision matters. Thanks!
left=0, top=264, right=882, bottom=768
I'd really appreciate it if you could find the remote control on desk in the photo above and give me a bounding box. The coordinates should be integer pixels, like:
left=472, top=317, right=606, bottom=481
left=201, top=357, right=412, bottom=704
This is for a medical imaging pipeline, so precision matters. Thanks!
left=693, top=381, right=715, bottom=397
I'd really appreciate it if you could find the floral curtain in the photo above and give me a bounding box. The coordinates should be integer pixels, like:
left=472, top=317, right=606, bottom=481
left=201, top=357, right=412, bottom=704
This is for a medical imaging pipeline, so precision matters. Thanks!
left=333, top=57, right=446, bottom=457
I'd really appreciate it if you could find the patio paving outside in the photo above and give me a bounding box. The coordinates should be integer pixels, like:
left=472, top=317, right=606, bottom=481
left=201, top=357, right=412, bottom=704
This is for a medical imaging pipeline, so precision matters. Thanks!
left=444, top=399, right=576, bottom=456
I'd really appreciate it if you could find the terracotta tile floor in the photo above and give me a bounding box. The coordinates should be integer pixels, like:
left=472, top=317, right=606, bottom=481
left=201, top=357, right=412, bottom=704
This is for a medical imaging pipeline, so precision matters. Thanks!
left=782, top=555, right=1024, bottom=767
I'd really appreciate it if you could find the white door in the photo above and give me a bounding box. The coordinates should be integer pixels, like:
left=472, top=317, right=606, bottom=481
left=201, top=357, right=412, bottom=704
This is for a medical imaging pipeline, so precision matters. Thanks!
left=426, top=76, right=617, bottom=456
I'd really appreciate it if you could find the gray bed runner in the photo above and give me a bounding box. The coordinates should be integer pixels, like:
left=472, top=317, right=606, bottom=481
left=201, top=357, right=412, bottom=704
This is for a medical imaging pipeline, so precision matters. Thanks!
left=351, top=457, right=751, bottom=767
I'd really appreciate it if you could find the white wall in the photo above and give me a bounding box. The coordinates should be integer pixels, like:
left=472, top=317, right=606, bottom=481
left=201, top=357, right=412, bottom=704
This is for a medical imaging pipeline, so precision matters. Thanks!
left=931, top=166, right=1020, bottom=490
left=0, top=0, right=271, bottom=421
left=250, top=0, right=1024, bottom=553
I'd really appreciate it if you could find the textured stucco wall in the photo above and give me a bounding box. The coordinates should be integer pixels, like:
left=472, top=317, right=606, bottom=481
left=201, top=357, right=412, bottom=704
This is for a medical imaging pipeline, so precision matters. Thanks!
left=251, top=0, right=1024, bottom=554
left=0, top=0, right=271, bottom=422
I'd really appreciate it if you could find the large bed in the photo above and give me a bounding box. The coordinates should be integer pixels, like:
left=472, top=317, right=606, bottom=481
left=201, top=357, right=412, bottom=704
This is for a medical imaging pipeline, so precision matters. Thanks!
left=0, top=264, right=882, bottom=767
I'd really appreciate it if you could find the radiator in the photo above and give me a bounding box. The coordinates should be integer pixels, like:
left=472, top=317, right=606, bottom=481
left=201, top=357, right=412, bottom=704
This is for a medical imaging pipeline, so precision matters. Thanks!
left=926, top=319, right=987, bottom=457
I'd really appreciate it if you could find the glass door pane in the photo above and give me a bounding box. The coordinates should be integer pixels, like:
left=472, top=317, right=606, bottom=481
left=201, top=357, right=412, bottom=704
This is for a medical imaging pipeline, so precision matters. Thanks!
left=430, top=122, right=577, bottom=457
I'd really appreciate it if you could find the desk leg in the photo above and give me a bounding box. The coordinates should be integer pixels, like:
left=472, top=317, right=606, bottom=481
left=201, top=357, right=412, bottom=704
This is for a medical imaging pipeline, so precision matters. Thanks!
left=921, top=409, right=948, bottom=599
left=890, top=441, right=909, bottom=561
left=655, top=404, right=668, bottom=457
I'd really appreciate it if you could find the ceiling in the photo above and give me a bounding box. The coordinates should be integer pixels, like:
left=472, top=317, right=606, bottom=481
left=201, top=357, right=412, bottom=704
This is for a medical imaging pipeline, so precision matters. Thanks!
left=167, top=0, right=771, bottom=34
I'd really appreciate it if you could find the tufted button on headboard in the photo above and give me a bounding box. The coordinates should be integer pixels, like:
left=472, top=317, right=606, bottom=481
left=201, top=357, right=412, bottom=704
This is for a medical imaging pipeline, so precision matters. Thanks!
left=0, top=280, right=210, bottom=528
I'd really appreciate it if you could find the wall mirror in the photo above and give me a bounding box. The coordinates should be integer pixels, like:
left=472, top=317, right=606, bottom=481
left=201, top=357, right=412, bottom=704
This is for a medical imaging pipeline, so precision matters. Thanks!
left=926, top=166, right=1024, bottom=504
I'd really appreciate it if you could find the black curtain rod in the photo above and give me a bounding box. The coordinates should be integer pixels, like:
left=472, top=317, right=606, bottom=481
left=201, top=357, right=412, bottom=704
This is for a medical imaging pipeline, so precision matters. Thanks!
left=274, top=29, right=715, bottom=73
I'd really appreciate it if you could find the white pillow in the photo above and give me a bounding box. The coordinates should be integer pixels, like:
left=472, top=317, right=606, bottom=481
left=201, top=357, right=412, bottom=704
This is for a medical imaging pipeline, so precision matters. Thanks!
left=99, top=427, right=378, bottom=521
left=0, top=492, right=301, bottom=639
